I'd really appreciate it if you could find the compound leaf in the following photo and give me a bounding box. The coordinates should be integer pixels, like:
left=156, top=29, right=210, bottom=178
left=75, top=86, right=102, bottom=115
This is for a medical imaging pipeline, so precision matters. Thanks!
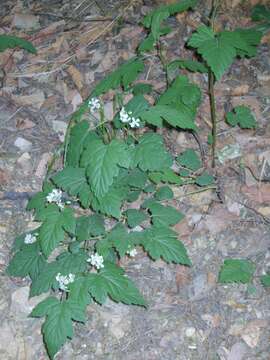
left=125, top=209, right=148, bottom=228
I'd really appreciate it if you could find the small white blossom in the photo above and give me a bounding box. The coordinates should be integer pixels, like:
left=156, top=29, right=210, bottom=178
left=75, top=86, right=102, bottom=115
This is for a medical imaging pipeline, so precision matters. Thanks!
left=56, top=273, right=75, bottom=292
left=24, top=233, right=37, bottom=244
left=46, top=189, right=64, bottom=209
left=120, top=107, right=131, bottom=123
left=88, top=97, right=101, bottom=112
left=127, top=248, right=137, bottom=257
left=87, top=253, right=104, bottom=269
left=129, top=117, right=140, bottom=128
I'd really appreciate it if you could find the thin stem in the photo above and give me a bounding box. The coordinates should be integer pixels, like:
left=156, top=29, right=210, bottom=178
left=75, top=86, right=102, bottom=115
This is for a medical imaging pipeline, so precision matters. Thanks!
left=208, top=0, right=220, bottom=168
left=209, top=69, right=217, bottom=167
left=157, top=40, right=169, bottom=88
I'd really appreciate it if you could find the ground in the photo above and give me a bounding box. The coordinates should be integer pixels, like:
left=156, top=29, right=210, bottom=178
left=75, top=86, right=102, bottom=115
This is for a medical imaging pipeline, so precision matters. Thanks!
left=0, top=0, right=270, bottom=359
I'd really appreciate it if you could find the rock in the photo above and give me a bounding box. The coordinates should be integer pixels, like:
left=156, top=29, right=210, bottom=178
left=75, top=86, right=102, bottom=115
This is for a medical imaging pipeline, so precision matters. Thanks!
left=52, top=120, right=67, bottom=142
left=17, top=152, right=32, bottom=172
left=11, top=286, right=47, bottom=318
left=227, top=342, right=247, bottom=360
left=189, top=273, right=210, bottom=299
left=12, top=13, right=40, bottom=30
left=241, top=320, right=267, bottom=348
left=217, top=144, right=242, bottom=164
left=185, top=327, right=196, bottom=337
left=14, top=137, right=32, bottom=152
left=103, top=101, right=114, bottom=120
left=35, top=152, right=52, bottom=178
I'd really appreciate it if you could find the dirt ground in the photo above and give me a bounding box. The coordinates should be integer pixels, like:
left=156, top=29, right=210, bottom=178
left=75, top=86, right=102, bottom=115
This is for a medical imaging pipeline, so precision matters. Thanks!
left=0, top=0, right=270, bottom=359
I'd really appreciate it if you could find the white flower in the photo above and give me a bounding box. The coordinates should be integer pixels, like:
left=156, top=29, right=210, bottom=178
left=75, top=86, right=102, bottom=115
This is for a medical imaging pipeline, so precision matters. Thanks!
left=127, top=248, right=137, bottom=257
left=87, top=253, right=104, bottom=269
left=120, top=107, right=131, bottom=123
left=88, top=97, right=101, bottom=112
left=56, top=273, right=75, bottom=292
left=46, top=189, right=64, bottom=209
left=129, top=117, right=140, bottom=128
left=24, top=233, right=37, bottom=244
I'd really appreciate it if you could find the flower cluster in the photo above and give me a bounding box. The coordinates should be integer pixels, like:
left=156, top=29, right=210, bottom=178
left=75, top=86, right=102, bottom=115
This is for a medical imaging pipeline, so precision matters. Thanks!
left=55, top=273, right=75, bottom=292
left=24, top=233, right=37, bottom=244
left=46, top=189, right=64, bottom=209
left=87, top=253, right=104, bottom=269
left=120, top=107, right=140, bottom=128
left=126, top=248, right=138, bottom=257
left=88, top=97, right=101, bottom=112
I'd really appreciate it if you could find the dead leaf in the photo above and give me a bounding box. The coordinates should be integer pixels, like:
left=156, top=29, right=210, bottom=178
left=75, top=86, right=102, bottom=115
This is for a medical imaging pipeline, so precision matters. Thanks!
left=0, top=168, right=10, bottom=186
left=232, top=84, right=249, bottom=96
left=35, top=153, right=52, bottom=178
left=16, top=118, right=35, bottom=129
left=67, top=65, right=84, bottom=90
left=241, top=184, right=270, bottom=204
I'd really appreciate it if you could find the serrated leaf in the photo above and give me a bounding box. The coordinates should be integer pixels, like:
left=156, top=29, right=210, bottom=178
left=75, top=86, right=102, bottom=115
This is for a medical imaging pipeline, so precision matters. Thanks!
left=7, top=243, right=46, bottom=280
left=125, top=209, right=148, bottom=228
left=106, top=224, right=131, bottom=257
left=149, top=169, right=183, bottom=185
left=188, top=25, right=236, bottom=80
left=167, top=59, right=208, bottom=73
left=148, top=202, right=184, bottom=226
left=142, top=226, right=191, bottom=265
left=42, top=300, right=85, bottom=359
left=66, top=121, right=91, bottom=167
left=92, top=186, right=124, bottom=219
left=138, top=33, right=155, bottom=52
left=226, top=106, right=257, bottom=129
left=91, top=57, right=144, bottom=96
left=133, top=133, right=173, bottom=171
left=195, top=171, right=214, bottom=186
left=132, top=83, right=153, bottom=95
left=177, top=149, right=202, bottom=171
left=260, top=274, right=270, bottom=288
left=68, top=275, right=92, bottom=308
left=81, top=139, right=130, bottom=198
left=154, top=185, right=174, bottom=200
left=31, top=297, right=59, bottom=318
left=127, top=168, right=148, bottom=189
left=76, top=215, right=105, bottom=241
left=218, top=259, right=255, bottom=284
left=30, top=262, right=60, bottom=297
left=87, top=262, right=146, bottom=306
left=26, top=183, right=54, bottom=212
left=38, top=205, right=76, bottom=257
left=0, top=34, right=36, bottom=53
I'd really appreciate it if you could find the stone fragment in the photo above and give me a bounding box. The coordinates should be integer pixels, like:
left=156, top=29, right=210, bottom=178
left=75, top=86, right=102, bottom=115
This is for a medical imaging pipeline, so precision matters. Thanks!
left=12, top=13, right=40, bottom=30
left=14, top=137, right=32, bottom=152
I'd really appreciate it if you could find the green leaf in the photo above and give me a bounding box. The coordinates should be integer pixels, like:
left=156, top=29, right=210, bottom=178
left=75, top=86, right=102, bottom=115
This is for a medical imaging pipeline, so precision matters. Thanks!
left=106, top=224, right=131, bottom=257
left=38, top=205, right=76, bottom=257
left=66, top=121, right=92, bottom=167
left=132, top=83, right=153, bottom=95
left=31, top=297, right=59, bottom=318
left=125, top=209, right=148, bottom=228
left=218, top=259, right=255, bottom=283
left=92, top=186, right=124, bottom=219
left=68, top=275, right=92, bottom=308
left=87, top=262, right=146, bottom=306
left=148, top=202, right=184, bottom=226
left=195, top=171, right=214, bottom=186
left=149, top=168, right=183, bottom=185
left=226, top=106, right=257, bottom=129
left=142, top=226, right=191, bottom=265
left=26, top=183, right=54, bottom=212
left=188, top=25, right=236, bottom=80
left=138, top=33, right=155, bottom=53
left=168, top=59, right=208, bottom=73
left=7, top=243, right=46, bottom=280
left=133, top=133, right=173, bottom=171
left=260, top=274, right=270, bottom=288
left=52, top=166, right=88, bottom=195
left=177, top=149, right=202, bottom=171
left=91, top=57, right=144, bottom=96
left=252, top=5, right=270, bottom=22
left=154, top=185, right=174, bottom=200
left=81, top=139, right=130, bottom=198
left=127, top=168, right=148, bottom=189
left=42, top=300, right=85, bottom=359
left=0, top=34, right=36, bottom=53
left=76, top=214, right=105, bottom=241
left=30, top=262, right=60, bottom=297
left=114, top=95, right=150, bottom=128
left=221, top=29, right=262, bottom=58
